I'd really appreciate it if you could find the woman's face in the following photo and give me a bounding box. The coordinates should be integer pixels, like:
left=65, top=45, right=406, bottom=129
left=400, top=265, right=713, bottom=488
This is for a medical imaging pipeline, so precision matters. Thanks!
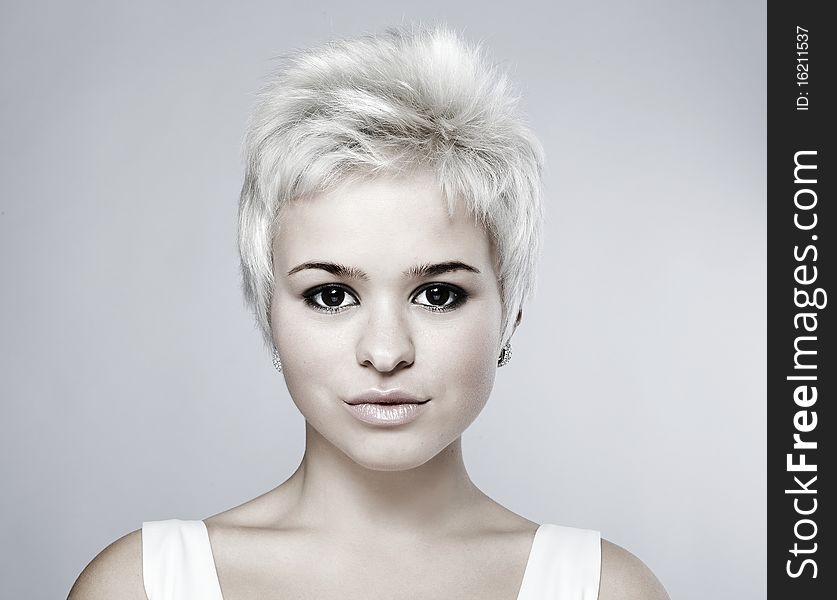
left=270, top=172, right=504, bottom=471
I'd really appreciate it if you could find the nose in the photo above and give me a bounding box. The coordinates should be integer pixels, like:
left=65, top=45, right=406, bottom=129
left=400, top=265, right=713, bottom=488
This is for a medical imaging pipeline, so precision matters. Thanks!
left=355, top=302, right=415, bottom=374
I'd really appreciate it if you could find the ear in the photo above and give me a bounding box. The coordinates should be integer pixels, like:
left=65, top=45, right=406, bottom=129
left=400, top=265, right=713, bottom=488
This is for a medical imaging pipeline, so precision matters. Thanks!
left=503, top=308, right=524, bottom=348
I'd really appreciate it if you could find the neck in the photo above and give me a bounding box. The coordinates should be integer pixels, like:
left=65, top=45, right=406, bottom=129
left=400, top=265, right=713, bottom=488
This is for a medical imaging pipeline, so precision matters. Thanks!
left=278, top=421, right=487, bottom=539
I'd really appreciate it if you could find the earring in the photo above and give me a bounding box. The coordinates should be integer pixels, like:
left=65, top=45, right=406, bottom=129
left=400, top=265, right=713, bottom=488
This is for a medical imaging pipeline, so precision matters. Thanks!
left=497, top=341, right=512, bottom=367
left=272, top=349, right=282, bottom=372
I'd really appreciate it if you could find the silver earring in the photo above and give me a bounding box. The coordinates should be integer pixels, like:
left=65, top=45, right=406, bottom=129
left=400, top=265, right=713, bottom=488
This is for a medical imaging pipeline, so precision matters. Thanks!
left=272, top=349, right=282, bottom=372
left=497, top=341, right=512, bottom=367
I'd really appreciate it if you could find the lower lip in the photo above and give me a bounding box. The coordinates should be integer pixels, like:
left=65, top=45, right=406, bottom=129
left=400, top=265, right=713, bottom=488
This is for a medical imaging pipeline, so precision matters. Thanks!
left=342, top=402, right=429, bottom=426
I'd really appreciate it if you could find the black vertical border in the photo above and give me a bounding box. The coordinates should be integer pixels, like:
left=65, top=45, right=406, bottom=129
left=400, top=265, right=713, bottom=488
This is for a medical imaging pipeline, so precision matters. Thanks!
left=767, top=1, right=833, bottom=596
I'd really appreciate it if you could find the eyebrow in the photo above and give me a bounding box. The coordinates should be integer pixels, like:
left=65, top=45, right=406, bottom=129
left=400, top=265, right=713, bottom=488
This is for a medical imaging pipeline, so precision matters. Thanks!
left=286, top=260, right=481, bottom=279
left=406, top=261, right=481, bottom=278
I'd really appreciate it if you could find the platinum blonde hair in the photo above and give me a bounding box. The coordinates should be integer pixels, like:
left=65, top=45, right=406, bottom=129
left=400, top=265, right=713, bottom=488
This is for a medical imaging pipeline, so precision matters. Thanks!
left=239, top=24, right=544, bottom=352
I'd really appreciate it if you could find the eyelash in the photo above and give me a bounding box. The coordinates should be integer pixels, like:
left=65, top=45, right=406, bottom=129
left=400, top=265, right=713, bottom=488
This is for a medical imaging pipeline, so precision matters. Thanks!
left=302, top=283, right=469, bottom=314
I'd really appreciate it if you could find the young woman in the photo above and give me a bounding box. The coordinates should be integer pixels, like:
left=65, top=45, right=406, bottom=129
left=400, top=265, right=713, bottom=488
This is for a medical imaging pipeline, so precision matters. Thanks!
left=70, top=25, right=669, bottom=600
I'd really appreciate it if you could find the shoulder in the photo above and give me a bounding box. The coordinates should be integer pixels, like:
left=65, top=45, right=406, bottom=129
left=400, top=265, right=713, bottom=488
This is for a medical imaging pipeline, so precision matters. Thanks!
left=67, top=528, right=148, bottom=600
left=598, top=538, right=670, bottom=600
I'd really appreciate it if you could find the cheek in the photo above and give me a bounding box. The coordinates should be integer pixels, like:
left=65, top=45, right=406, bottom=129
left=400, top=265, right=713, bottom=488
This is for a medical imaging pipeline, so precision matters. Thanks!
left=272, top=291, right=348, bottom=362
left=427, top=310, right=501, bottom=414
left=271, top=305, right=350, bottom=408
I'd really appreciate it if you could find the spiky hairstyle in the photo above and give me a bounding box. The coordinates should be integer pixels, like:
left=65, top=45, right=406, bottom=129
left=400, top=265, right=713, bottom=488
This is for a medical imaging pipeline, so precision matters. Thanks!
left=239, top=24, right=544, bottom=351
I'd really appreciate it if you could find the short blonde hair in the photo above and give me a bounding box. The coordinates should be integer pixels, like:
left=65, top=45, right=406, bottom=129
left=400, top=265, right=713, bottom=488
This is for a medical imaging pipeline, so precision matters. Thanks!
left=239, top=24, right=544, bottom=351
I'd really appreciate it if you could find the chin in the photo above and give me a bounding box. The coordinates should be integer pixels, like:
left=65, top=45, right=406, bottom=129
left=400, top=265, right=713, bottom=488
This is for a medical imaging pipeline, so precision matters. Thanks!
left=339, top=435, right=449, bottom=472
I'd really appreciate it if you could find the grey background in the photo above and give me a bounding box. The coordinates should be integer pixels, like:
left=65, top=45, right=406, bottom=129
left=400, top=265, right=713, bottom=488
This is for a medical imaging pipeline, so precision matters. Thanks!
left=0, top=1, right=765, bottom=599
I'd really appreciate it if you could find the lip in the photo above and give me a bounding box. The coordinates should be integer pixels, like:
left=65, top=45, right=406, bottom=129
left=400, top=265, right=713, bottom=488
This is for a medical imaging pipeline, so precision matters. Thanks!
left=345, top=390, right=428, bottom=405
left=343, top=390, right=430, bottom=426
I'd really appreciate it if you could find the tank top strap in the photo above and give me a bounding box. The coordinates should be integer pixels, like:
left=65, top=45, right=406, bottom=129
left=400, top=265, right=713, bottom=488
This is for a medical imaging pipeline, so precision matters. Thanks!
left=142, top=519, right=224, bottom=600
left=516, top=524, right=601, bottom=600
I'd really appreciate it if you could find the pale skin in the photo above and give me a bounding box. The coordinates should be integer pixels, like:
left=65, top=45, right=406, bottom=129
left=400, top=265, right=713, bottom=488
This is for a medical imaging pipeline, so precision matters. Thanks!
left=69, top=173, right=670, bottom=600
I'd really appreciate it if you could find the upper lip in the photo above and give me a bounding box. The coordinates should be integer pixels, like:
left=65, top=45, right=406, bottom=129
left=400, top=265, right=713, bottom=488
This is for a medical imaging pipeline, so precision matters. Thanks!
left=345, top=390, right=429, bottom=405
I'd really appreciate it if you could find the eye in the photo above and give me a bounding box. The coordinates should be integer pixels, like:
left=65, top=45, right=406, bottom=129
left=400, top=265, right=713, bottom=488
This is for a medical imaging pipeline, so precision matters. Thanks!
left=412, top=284, right=467, bottom=312
left=303, top=285, right=359, bottom=313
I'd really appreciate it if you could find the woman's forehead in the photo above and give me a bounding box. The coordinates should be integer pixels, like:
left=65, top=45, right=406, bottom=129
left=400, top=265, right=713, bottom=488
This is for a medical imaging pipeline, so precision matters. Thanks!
left=273, top=175, right=495, bottom=273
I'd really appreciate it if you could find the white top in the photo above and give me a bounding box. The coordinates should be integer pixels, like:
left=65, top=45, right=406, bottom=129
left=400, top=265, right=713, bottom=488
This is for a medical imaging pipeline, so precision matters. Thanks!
left=142, top=519, right=601, bottom=599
